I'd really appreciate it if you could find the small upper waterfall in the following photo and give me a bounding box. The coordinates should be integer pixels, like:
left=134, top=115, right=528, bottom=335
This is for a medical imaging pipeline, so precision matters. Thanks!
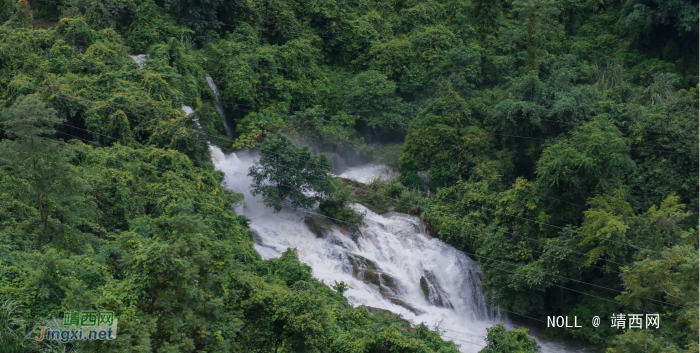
left=129, top=54, right=148, bottom=67
left=181, top=105, right=194, bottom=116
left=205, top=74, right=225, bottom=116
left=205, top=74, right=232, bottom=136
left=128, top=56, right=229, bottom=135
left=181, top=105, right=202, bottom=128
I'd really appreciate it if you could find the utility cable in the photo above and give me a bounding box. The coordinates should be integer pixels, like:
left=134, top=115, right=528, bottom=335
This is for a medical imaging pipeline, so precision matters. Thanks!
left=0, top=126, right=679, bottom=343
left=11, top=121, right=690, bottom=311
left=45, top=90, right=687, bottom=256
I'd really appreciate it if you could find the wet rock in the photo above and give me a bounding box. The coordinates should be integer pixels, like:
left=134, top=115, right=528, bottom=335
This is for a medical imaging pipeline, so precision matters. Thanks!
left=327, top=234, right=350, bottom=249
left=420, top=276, right=430, bottom=298
left=336, top=225, right=351, bottom=236
left=419, top=212, right=437, bottom=238
left=252, top=230, right=264, bottom=245
left=380, top=273, right=395, bottom=289
left=347, top=253, right=377, bottom=274
left=346, top=253, right=412, bottom=312
left=361, top=269, right=381, bottom=286
left=420, top=270, right=453, bottom=309
left=409, top=206, right=422, bottom=215
left=304, top=215, right=333, bottom=238
left=338, top=177, right=365, bottom=188
left=389, top=298, right=425, bottom=316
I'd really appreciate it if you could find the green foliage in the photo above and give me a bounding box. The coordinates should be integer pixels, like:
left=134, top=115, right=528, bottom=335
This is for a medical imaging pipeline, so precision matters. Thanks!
left=536, top=118, right=636, bottom=195
left=400, top=88, right=510, bottom=190
left=343, top=70, right=412, bottom=132
left=332, top=280, right=349, bottom=295
left=0, top=94, right=97, bottom=249
left=0, top=300, right=36, bottom=353
left=0, top=0, right=697, bottom=351
left=480, top=324, right=539, bottom=353
left=605, top=242, right=699, bottom=353
left=289, top=106, right=364, bottom=151
left=249, top=132, right=333, bottom=212
left=319, top=179, right=364, bottom=235
left=124, top=0, right=193, bottom=53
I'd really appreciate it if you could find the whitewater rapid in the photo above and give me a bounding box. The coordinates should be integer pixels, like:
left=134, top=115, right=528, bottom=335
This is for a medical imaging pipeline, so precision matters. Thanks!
left=210, top=147, right=498, bottom=351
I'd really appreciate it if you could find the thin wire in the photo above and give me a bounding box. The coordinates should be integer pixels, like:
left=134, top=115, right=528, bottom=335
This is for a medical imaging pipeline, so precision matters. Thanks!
left=21, top=121, right=692, bottom=310
left=439, top=328, right=485, bottom=338
left=441, top=335, right=484, bottom=346
left=1, top=125, right=681, bottom=334
left=47, top=90, right=685, bottom=257
left=461, top=246, right=685, bottom=309
left=7, top=4, right=690, bottom=343
left=5, top=81, right=686, bottom=261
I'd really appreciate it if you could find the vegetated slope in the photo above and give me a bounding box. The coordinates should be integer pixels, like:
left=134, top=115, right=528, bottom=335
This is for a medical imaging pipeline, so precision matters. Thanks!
left=0, top=0, right=697, bottom=352
left=0, top=137, right=459, bottom=352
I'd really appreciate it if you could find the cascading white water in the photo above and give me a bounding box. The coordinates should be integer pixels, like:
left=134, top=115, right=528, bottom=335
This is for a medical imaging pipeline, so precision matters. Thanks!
left=129, top=54, right=148, bottom=67
left=204, top=74, right=233, bottom=136
left=210, top=148, right=497, bottom=352
left=336, top=164, right=398, bottom=184
left=181, top=105, right=194, bottom=116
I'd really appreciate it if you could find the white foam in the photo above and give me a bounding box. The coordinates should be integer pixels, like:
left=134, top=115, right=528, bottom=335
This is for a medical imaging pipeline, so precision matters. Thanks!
left=129, top=54, right=148, bottom=67
left=338, top=164, right=398, bottom=184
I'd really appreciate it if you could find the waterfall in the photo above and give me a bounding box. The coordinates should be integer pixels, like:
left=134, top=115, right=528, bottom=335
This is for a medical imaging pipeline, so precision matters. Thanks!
left=336, top=164, right=398, bottom=184
left=210, top=148, right=497, bottom=352
left=208, top=148, right=588, bottom=353
left=129, top=54, right=148, bottom=67
left=181, top=105, right=203, bottom=129
left=205, top=74, right=232, bottom=136
left=127, top=57, right=229, bottom=135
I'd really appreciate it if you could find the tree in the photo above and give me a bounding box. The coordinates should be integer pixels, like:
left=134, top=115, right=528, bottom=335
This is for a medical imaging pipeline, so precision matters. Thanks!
left=535, top=117, right=636, bottom=198
left=502, top=0, right=562, bottom=75
left=248, top=132, right=333, bottom=212
left=0, top=94, right=95, bottom=248
left=607, top=242, right=699, bottom=353
left=480, top=324, right=539, bottom=352
left=343, top=70, right=412, bottom=134
left=318, top=178, right=364, bottom=235
left=124, top=0, right=194, bottom=53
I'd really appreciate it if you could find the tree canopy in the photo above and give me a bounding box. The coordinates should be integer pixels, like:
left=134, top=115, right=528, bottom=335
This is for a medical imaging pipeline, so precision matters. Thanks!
left=0, top=0, right=697, bottom=351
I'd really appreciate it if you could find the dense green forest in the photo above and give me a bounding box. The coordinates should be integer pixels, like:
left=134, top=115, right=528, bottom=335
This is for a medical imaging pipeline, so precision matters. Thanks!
left=0, top=0, right=697, bottom=352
